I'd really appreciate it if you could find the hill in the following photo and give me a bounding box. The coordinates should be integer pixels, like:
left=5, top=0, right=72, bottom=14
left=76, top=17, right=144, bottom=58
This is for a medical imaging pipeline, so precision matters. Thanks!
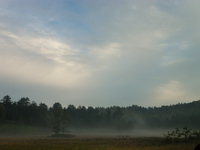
left=123, top=100, right=200, bottom=129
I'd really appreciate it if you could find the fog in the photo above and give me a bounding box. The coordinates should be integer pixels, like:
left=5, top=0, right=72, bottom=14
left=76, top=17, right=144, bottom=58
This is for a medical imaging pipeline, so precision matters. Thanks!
left=0, top=126, right=171, bottom=138
left=69, top=127, right=170, bottom=138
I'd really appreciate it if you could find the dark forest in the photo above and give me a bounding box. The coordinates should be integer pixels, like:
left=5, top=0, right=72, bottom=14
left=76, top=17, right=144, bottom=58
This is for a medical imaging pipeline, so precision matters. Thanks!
left=0, top=95, right=200, bottom=135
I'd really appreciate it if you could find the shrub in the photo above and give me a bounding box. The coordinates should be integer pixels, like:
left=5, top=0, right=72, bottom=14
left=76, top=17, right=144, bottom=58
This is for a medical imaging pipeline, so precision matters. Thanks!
left=164, top=126, right=200, bottom=143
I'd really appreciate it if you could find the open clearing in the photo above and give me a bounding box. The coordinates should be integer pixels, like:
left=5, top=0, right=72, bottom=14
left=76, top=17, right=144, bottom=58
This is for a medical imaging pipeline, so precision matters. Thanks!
left=0, top=136, right=198, bottom=150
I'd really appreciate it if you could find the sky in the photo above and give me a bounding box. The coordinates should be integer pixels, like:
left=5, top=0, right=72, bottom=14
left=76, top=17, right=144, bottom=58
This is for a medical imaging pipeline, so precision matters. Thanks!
left=0, top=0, right=200, bottom=108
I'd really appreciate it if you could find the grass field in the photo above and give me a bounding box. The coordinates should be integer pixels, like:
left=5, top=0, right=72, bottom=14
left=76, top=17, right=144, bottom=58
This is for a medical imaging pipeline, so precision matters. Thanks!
left=0, top=136, right=198, bottom=150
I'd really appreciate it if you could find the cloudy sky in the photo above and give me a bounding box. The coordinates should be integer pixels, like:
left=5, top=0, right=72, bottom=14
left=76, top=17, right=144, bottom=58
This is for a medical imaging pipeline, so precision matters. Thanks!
left=0, top=0, right=200, bottom=107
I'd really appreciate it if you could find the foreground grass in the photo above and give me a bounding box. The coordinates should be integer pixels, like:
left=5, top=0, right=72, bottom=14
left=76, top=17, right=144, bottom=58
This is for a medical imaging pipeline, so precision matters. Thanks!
left=0, top=136, right=198, bottom=150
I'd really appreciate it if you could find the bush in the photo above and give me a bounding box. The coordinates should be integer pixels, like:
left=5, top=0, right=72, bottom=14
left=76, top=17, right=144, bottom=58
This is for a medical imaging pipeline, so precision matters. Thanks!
left=164, top=126, right=200, bottom=143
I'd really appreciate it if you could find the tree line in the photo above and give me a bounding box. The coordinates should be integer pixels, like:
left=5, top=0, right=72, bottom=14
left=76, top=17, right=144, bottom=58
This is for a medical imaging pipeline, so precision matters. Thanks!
left=0, top=95, right=133, bottom=134
left=0, top=95, right=200, bottom=134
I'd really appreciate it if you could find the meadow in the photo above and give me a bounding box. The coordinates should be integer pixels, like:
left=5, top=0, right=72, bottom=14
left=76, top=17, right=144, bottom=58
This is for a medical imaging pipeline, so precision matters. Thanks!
left=0, top=136, right=198, bottom=150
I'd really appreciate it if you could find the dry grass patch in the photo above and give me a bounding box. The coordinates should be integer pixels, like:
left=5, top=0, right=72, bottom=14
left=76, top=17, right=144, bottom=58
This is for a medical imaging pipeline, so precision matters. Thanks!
left=0, top=136, right=198, bottom=150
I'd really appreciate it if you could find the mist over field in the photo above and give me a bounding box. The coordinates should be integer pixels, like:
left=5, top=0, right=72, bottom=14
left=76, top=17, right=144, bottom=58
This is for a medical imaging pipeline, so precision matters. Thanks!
left=0, top=125, right=170, bottom=138
left=0, top=95, right=200, bottom=139
left=1, top=3, right=200, bottom=150
left=69, top=127, right=170, bottom=137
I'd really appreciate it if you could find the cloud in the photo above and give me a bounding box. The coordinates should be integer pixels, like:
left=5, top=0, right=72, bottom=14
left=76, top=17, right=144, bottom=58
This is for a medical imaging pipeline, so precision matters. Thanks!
left=0, top=0, right=200, bottom=107
left=0, top=30, right=92, bottom=88
left=153, top=80, right=199, bottom=106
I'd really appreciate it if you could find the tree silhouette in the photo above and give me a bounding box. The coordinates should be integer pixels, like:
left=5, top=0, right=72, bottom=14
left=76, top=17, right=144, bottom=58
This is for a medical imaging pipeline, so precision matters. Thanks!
left=52, top=102, right=63, bottom=134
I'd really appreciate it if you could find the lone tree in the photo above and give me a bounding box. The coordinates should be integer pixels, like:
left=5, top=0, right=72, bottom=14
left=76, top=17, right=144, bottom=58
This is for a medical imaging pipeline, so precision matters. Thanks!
left=52, top=102, right=62, bottom=134
left=52, top=102, right=70, bottom=134
left=61, top=108, right=70, bottom=134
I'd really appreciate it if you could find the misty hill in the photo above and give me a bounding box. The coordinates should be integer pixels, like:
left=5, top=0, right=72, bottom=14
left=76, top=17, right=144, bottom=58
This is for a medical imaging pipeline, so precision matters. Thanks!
left=0, top=95, right=200, bottom=135
left=123, top=100, right=200, bottom=129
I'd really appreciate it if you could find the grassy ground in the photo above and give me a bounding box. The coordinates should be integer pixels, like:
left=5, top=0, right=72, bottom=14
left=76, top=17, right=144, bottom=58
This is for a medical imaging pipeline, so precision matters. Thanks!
left=0, top=136, right=198, bottom=150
